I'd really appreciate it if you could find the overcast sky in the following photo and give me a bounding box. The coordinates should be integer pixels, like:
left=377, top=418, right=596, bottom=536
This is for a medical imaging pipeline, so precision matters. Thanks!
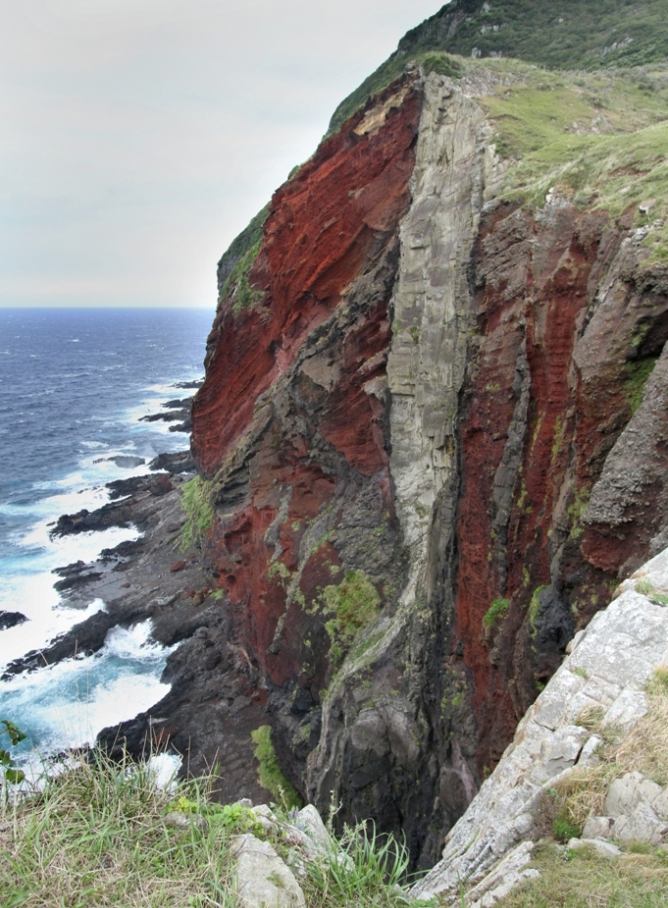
left=1, top=0, right=445, bottom=309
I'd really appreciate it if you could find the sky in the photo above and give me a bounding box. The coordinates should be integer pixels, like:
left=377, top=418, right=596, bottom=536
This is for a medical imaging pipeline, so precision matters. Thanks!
left=1, top=0, right=445, bottom=309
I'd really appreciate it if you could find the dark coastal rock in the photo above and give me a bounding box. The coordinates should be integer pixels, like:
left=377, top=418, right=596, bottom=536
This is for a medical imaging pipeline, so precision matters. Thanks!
left=139, top=397, right=192, bottom=430
left=168, top=419, right=191, bottom=433
left=52, top=561, right=103, bottom=592
left=99, top=538, right=146, bottom=561
left=140, top=413, right=192, bottom=433
left=173, top=380, right=203, bottom=390
left=149, top=451, right=195, bottom=474
left=50, top=501, right=136, bottom=537
left=48, top=476, right=176, bottom=537
left=1, top=610, right=119, bottom=678
left=108, top=455, right=146, bottom=468
left=94, top=455, right=146, bottom=468
left=0, top=611, right=28, bottom=631
left=140, top=411, right=184, bottom=424
left=106, top=472, right=172, bottom=501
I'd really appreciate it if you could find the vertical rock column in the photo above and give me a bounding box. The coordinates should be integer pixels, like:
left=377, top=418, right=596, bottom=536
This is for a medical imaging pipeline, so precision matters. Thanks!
left=308, top=73, right=504, bottom=865
left=387, top=72, right=500, bottom=601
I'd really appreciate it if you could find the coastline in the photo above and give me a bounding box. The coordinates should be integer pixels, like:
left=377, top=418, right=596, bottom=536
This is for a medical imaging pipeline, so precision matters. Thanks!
left=3, top=435, right=271, bottom=805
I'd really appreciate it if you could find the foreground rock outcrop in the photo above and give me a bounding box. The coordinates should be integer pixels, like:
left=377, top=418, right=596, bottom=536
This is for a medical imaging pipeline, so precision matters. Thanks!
left=180, top=56, right=668, bottom=866
left=411, top=544, right=668, bottom=902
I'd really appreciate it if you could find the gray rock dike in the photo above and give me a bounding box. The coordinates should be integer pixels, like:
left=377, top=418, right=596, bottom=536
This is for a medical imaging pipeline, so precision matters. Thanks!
left=410, top=545, right=668, bottom=905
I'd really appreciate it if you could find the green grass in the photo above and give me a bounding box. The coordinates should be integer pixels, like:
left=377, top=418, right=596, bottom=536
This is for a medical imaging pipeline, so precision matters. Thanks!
left=321, top=570, right=381, bottom=667
left=250, top=725, right=303, bottom=810
left=0, top=752, right=240, bottom=907
left=474, top=62, right=668, bottom=265
left=528, top=585, right=548, bottom=628
left=497, top=842, right=668, bottom=907
left=302, top=820, right=424, bottom=908
left=483, top=597, right=510, bottom=630
left=624, top=357, right=659, bottom=413
left=218, top=239, right=264, bottom=315
left=328, top=0, right=668, bottom=134
left=0, top=749, right=431, bottom=908
left=180, top=476, right=214, bottom=553
left=216, top=203, right=268, bottom=299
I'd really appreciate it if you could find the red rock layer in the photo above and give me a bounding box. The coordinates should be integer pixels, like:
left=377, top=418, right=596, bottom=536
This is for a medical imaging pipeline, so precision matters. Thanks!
left=191, top=78, right=421, bottom=690
left=455, top=201, right=663, bottom=772
left=207, top=300, right=397, bottom=689
left=192, top=77, right=421, bottom=478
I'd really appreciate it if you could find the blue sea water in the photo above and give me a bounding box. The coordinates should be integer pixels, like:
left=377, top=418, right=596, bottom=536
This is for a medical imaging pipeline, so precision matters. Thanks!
left=0, top=307, right=212, bottom=767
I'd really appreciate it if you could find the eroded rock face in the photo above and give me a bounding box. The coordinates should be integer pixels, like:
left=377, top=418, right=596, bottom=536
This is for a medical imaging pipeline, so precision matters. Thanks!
left=188, top=69, right=668, bottom=866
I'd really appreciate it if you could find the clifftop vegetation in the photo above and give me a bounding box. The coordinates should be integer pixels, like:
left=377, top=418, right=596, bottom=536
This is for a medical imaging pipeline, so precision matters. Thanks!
left=470, top=57, right=668, bottom=265
left=328, top=0, right=668, bottom=132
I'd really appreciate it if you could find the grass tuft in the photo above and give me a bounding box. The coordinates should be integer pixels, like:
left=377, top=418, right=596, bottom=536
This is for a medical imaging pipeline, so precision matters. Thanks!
left=301, top=820, right=430, bottom=908
left=0, top=751, right=239, bottom=907
left=250, top=726, right=303, bottom=810
left=180, top=476, right=214, bottom=554
left=483, top=597, right=510, bottom=630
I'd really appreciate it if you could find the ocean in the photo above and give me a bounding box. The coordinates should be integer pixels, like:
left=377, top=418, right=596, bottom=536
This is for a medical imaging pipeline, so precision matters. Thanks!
left=0, top=307, right=212, bottom=770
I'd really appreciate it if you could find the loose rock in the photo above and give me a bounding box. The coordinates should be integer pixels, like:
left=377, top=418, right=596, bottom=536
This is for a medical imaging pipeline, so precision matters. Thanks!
left=231, top=833, right=305, bottom=908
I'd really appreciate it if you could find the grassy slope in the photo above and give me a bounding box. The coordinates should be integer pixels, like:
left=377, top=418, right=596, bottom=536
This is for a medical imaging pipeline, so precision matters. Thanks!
left=0, top=752, right=429, bottom=908
left=328, top=0, right=668, bottom=133
left=490, top=668, right=668, bottom=908
left=215, top=203, right=269, bottom=303
left=467, top=56, right=668, bottom=265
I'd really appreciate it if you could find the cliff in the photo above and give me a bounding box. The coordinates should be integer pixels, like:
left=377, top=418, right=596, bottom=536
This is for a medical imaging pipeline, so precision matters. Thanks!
left=179, top=29, right=668, bottom=870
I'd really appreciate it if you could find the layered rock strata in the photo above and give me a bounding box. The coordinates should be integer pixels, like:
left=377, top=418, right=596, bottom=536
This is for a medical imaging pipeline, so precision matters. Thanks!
left=186, top=67, right=668, bottom=866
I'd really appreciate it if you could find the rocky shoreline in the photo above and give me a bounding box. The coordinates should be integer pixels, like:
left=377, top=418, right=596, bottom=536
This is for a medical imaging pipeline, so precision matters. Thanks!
left=4, top=395, right=272, bottom=806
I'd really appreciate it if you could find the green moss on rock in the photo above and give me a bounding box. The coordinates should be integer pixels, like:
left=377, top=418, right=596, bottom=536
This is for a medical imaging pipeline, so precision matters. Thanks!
left=216, top=204, right=269, bottom=296
left=322, top=570, right=381, bottom=667
left=483, top=597, right=510, bottom=630
left=180, top=476, right=214, bottom=553
left=624, top=356, right=659, bottom=413
left=250, top=725, right=303, bottom=809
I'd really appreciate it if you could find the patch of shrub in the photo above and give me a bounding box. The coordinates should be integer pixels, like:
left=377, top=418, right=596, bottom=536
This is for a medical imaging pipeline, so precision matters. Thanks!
left=322, top=570, right=381, bottom=667
left=250, top=725, right=303, bottom=810
left=180, top=476, right=214, bottom=553
left=483, top=597, right=510, bottom=630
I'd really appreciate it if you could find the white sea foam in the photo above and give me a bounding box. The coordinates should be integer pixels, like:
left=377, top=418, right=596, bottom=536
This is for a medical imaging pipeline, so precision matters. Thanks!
left=1, top=620, right=173, bottom=756
left=0, top=345, right=204, bottom=763
left=146, top=752, right=182, bottom=791
left=0, top=597, right=107, bottom=671
left=0, top=518, right=140, bottom=670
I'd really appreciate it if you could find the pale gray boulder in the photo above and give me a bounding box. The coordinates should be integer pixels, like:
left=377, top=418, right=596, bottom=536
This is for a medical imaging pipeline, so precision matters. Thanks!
left=231, top=833, right=306, bottom=908
left=567, top=838, right=621, bottom=858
